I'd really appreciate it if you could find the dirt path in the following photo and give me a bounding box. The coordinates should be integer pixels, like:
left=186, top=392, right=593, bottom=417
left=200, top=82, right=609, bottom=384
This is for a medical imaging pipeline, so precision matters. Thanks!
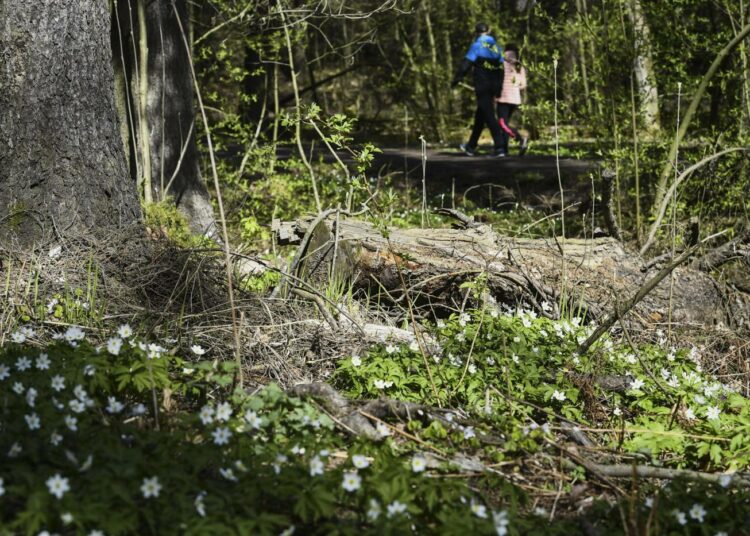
left=372, top=147, right=599, bottom=207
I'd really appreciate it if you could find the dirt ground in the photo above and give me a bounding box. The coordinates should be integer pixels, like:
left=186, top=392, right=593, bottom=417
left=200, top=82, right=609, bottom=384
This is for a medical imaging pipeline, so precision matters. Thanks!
left=371, top=146, right=599, bottom=209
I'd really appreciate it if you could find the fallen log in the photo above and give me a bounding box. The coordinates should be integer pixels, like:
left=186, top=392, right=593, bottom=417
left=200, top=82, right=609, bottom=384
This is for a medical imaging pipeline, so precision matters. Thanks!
left=290, top=382, right=503, bottom=448
left=274, top=214, right=750, bottom=333
left=297, top=319, right=442, bottom=354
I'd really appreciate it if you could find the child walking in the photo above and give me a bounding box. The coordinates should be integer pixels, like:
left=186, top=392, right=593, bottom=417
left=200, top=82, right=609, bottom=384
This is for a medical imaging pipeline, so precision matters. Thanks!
left=496, top=44, right=529, bottom=156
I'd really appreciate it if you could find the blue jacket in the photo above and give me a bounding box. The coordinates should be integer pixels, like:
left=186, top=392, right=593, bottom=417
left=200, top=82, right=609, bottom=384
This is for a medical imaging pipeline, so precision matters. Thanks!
left=452, top=34, right=504, bottom=92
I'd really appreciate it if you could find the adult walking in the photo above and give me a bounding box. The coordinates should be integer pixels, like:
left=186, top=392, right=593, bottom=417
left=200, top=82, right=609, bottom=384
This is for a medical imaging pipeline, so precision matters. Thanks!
left=496, top=44, right=529, bottom=156
left=451, top=22, right=505, bottom=157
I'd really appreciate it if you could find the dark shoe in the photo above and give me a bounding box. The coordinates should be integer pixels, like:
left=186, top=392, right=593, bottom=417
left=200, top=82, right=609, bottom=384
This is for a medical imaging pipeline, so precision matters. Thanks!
left=459, top=143, right=475, bottom=156
left=493, top=149, right=507, bottom=157
left=519, top=136, right=529, bottom=156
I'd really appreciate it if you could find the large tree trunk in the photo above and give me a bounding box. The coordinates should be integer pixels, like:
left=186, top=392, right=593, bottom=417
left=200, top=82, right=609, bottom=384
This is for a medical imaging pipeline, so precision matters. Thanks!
left=0, top=0, right=142, bottom=247
left=112, top=0, right=215, bottom=235
left=275, top=214, right=750, bottom=333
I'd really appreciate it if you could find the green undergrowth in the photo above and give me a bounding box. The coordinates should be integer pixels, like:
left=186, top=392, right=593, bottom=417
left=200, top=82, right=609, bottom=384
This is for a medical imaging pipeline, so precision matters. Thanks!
left=144, top=201, right=215, bottom=250
left=9, top=263, right=105, bottom=331
left=1, top=310, right=749, bottom=533
left=0, top=326, right=539, bottom=535
left=333, top=307, right=750, bottom=533
left=336, top=308, right=750, bottom=469
left=142, top=200, right=278, bottom=293
left=0, top=306, right=744, bottom=535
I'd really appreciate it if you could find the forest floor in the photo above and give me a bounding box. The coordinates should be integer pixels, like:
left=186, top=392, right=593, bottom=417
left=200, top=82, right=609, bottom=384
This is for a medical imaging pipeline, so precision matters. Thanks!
left=6, top=145, right=748, bottom=534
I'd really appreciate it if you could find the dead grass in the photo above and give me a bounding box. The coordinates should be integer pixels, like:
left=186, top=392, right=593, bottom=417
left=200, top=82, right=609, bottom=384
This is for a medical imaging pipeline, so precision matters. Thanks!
left=0, top=228, right=371, bottom=390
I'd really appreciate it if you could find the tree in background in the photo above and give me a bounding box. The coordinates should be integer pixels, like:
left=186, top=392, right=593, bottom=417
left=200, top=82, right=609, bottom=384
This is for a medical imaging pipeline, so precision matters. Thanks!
left=112, top=0, right=215, bottom=235
left=626, top=0, right=661, bottom=136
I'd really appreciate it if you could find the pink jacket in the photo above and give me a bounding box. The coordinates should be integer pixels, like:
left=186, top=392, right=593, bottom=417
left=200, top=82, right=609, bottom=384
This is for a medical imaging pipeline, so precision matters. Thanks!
left=498, top=62, right=527, bottom=105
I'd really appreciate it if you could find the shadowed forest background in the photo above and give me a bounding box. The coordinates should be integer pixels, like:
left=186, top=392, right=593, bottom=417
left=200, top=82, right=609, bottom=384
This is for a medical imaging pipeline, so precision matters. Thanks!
left=1, top=0, right=750, bottom=534
left=191, top=0, right=750, bottom=254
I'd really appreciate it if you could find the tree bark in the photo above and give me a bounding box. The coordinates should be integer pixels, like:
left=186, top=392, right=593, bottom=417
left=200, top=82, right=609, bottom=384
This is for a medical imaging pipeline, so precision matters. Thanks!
left=147, top=0, right=214, bottom=234
left=0, top=0, right=141, bottom=247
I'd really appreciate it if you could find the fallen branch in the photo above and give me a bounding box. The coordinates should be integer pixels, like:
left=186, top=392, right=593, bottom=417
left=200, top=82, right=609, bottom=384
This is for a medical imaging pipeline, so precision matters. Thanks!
left=290, top=382, right=502, bottom=446
left=577, top=458, right=750, bottom=487
left=639, top=218, right=700, bottom=273
left=553, top=439, right=750, bottom=492
left=549, top=440, right=625, bottom=494
left=559, top=421, right=596, bottom=448
left=297, top=319, right=442, bottom=354
left=290, top=382, right=379, bottom=440
left=433, top=208, right=482, bottom=229
left=567, top=373, right=631, bottom=393
left=291, top=288, right=339, bottom=331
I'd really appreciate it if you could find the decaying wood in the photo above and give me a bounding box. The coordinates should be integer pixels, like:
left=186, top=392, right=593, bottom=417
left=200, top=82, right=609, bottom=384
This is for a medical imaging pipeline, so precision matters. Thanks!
left=692, top=228, right=750, bottom=272
left=568, top=373, right=632, bottom=394
left=291, top=382, right=499, bottom=440
left=292, top=382, right=459, bottom=424
left=578, top=243, right=700, bottom=353
left=275, top=213, right=750, bottom=333
left=290, top=382, right=475, bottom=443
left=290, top=382, right=379, bottom=439
left=297, top=319, right=442, bottom=354
left=570, top=455, right=750, bottom=487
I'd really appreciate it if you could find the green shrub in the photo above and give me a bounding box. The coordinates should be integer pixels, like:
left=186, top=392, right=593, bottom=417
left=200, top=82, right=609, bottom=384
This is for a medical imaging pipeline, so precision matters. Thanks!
left=144, top=201, right=214, bottom=249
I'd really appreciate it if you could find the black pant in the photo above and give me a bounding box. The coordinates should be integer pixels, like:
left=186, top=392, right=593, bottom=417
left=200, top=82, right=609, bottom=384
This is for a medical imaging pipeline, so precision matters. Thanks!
left=497, top=103, right=520, bottom=153
left=466, top=88, right=504, bottom=150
